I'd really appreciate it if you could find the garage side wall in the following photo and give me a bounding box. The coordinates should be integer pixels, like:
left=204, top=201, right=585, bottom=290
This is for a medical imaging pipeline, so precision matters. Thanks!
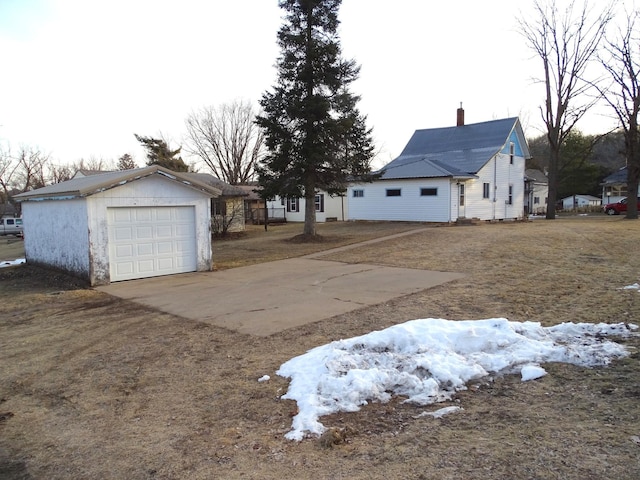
left=87, top=175, right=212, bottom=285
left=22, top=199, right=91, bottom=278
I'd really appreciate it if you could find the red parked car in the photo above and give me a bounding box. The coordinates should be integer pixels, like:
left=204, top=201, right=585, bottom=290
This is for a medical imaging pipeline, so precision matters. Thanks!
left=604, top=197, right=640, bottom=215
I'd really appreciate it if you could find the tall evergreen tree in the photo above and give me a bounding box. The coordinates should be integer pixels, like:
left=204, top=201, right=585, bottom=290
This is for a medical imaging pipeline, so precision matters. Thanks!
left=134, top=134, right=190, bottom=172
left=256, top=0, right=377, bottom=237
left=116, top=153, right=137, bottom=170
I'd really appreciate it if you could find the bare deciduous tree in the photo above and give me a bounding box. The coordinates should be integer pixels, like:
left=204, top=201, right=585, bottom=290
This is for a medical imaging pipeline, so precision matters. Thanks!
left=597, top=9, right=640, bottom=219
left=519, top=0, right=614, bottom=219
left=48, top=163, right=73, bottom=184
left=14, top=145, right=50, bottom=191
left=184, top=99, right=264, bottom=185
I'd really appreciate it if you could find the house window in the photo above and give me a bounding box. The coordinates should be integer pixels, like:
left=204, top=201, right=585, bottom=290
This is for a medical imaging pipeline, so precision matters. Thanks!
left=509, top=142, right=515, bottom=164
left=213, top=198, right=227, bottom=216
left=287, top=198, right=299, bottom=212
left=534, top=196, right=540, bottom=204
left=315, top=194, right=324, bottom=212
left=353, top=189, right=364, bottom=198
left=483, top=182, right=490, bottom=199
left=508, top=185, right=513, bottom=205
left=459, top=184, right=465, bottom=206
left=420, top=188, right=438, bottom=196
left=386, top=189, right=401, bottom=197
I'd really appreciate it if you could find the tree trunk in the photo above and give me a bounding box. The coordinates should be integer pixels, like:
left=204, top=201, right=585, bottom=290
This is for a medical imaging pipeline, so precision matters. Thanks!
left=546, top=148, right=559, bottom=220
left=303, top=189, right=317, bottom=236
left=625, top=123, right=639, bottom=220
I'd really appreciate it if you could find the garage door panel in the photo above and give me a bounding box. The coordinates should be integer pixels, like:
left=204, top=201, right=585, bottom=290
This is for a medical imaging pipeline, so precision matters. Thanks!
left=115, top=244, right=133, bottom=257
left=156, top=225, right=173, bottom=238
left=136, top=243, right=153, bottom=256
left=134, top=209, right=153, bottom=222
left=136, top=226, right=154, bottom=239
left=108, top=206, right=197, bottom=282
left=115, top=262, right=134, bottom=275
left=113, top=209, right=133, bottom=222
left=114, top=227, right=133, bottom=241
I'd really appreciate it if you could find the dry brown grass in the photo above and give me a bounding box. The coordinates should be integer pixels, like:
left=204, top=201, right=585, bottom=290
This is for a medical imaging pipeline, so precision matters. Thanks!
left=1, top=217, right=639, bottom=480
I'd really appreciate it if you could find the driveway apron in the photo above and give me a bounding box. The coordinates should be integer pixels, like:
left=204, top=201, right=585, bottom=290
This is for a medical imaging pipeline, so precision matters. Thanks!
left=97, top=230, right=465, bottom=336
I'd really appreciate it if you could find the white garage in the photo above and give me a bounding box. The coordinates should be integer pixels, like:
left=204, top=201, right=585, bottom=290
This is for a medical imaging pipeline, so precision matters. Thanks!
left=15, top=166, right=221, bottom=286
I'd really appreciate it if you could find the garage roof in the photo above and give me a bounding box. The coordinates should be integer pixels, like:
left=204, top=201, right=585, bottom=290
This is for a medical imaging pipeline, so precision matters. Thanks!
left=14, top=166, right=222, bottom=201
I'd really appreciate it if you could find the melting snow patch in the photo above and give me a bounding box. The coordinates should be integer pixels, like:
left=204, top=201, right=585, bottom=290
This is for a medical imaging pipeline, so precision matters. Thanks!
left=0, top=258, right=26, bottom=268
left=621, top=283, right=640, bottom=291
left=258, top=375, right=270, bottom=382
left=276, top=318, right=637, bottom=441
left=415, top=406, right=463, bottom=419
left=520, top=364, right=547, bottom=381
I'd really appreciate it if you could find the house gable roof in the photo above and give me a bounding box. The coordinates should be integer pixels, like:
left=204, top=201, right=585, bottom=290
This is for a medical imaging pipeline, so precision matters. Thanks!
left=379, top=117, right=530, bottom=180
left=14, top=166, right=222, bottom=201
left=601, top=167, right=627, bottom=185
left=525, top=169, right=548, bottom=184
left=183, top=173, right=248, bottom=197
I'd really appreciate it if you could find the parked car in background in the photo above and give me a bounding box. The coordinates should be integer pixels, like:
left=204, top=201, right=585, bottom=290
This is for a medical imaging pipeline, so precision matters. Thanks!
left=603, top=197, right=640, bottom=215
left=0, top=217, right=23, bottom=236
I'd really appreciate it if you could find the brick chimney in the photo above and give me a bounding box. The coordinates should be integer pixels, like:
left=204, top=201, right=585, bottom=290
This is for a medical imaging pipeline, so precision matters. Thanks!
left=456, top=103, right=465, bottom=126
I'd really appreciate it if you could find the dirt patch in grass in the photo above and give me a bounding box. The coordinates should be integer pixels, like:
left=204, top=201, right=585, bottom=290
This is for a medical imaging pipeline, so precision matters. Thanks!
left=1, top=217, right=639, bottom=479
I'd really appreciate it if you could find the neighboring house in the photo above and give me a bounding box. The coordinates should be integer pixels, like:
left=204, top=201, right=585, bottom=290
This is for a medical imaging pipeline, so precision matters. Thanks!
left=235, top=184, right=266, bottom=224
left=184, top=173, right=248, bottom=233
left=14, top=166, right=221, bottom=285
left=348, top=111, right=529, bottom=222
left=0, top=202, right=20, bottom=219
left=560, top=194, right=601, bottom=210
left=524, top=169, right=548, bottom=215
left=266, top=190, right=348, bottom=223
left=601, top=167, right=639, bottom=205
left=72, top=169, right=112, bottom=179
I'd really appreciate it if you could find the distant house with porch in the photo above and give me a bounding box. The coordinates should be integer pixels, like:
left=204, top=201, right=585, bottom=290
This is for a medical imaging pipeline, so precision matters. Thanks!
left=524, top=169, right=548, bottom=215
left=601, top=167, right=640, bottom=205
left=347, top=109, right=530, bottom=222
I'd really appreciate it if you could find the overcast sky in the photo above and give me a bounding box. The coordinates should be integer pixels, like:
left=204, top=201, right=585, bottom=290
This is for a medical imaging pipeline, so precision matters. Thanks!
left=0, top=0, right=627, bottom=170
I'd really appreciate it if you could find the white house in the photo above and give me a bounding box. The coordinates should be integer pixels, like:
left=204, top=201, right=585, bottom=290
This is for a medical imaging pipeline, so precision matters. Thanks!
left=266, top=190, right=348, bottom=222
left=348, top=111, right=530, bottom=223
left=524, top=169, right=549, bottom=215
left=14, top=166, right=221, bottom=285
left=560, top=194, right=601, bottom=210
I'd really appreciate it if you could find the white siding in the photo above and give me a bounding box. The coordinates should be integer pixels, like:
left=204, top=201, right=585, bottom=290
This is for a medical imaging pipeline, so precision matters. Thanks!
left=348, top=179, right=452, bottom=222
left=22, top=199, right=91, bottom=277
left=346, top=153, right=525, bottom=222
left=266, top=192, right=347, bottom=222
left=461, top=153, right=525, bottom=221
left=87, top=175, right=212, bottom=284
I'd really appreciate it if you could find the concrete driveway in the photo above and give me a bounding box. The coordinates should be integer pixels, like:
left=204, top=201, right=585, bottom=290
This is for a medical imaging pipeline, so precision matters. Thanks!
left=98, top=231, right=464, bottom=336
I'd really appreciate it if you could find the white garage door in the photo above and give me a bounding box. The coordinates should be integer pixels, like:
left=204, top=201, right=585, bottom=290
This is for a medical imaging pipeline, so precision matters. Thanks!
left=108, top=206, right=197, bottom=282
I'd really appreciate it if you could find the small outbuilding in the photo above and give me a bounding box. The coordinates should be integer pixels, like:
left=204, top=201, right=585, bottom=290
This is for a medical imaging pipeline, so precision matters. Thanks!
left=14, top=166, right=221, bottom=286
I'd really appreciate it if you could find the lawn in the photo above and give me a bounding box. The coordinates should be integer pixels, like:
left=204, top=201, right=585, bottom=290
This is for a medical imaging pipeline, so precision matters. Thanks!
left=0, top=217, right=639, bottom=479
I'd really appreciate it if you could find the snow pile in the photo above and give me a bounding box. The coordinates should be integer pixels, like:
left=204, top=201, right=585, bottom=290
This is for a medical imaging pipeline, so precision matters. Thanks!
left=277, top=318, right=637, bottom=440
left=621, top=283, right=640, bottom=291
left=0, top=258, right=25, bottom=268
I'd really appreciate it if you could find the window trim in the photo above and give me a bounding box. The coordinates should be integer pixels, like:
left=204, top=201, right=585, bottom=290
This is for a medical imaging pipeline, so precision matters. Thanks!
left=287, top=198, right=299, bottom=212
left=482, top=182, right=490, bottom=199
left=314, top=194, right=324, bottom=213
left=420, top=187, right=438, bottom=196
left=386, top=188, right=402, bottom=197
left=352, top=189, right=364, bottom=198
